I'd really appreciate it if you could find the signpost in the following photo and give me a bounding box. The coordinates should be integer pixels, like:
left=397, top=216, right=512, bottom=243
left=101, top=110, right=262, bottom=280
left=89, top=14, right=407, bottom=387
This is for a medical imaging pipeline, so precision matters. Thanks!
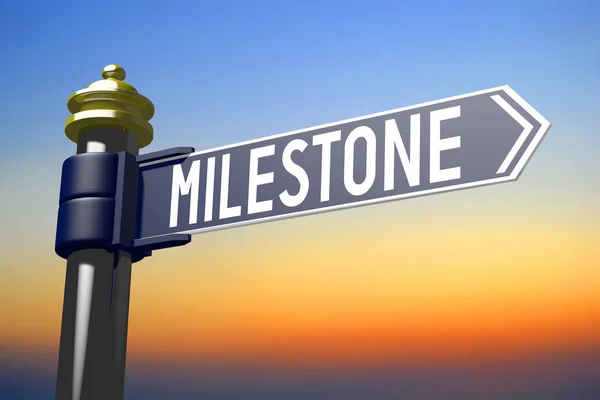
left=136, top=85, right=551, bottom=241
left=54, top=66, right=550, bottom=400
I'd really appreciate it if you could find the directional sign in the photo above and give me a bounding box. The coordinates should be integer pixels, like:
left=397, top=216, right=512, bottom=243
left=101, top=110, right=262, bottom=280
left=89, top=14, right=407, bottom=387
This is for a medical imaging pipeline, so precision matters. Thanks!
left=136, top=85, right=550, bottom=240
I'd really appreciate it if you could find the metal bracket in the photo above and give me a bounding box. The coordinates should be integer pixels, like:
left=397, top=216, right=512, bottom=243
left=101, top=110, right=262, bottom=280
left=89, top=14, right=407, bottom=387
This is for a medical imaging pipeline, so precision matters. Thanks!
left=55, top=146, right=195, bottom=264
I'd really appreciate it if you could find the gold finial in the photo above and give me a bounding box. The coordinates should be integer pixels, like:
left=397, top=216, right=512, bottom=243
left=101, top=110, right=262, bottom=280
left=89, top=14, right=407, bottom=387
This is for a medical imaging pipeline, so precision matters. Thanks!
left=102, top=64, right=126, bottom=80
left=64, top=64, right=155, bottom=148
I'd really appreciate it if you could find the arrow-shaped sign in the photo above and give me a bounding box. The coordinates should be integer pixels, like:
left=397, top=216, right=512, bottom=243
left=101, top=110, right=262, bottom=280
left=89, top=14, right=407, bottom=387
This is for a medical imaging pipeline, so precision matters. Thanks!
left=135, top=85, right=551, bottom=241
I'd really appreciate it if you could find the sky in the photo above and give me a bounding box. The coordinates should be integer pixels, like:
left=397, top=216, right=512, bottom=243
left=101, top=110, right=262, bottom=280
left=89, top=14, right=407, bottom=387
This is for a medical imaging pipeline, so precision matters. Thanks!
left=0, top=0, right=599, bottom=399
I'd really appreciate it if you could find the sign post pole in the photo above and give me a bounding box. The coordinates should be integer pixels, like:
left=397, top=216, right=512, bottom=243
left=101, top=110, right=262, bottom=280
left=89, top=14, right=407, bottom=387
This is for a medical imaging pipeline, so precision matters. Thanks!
left=55, top=65, right=155, bottom=400
left=52, top=64, right=550, bottom=399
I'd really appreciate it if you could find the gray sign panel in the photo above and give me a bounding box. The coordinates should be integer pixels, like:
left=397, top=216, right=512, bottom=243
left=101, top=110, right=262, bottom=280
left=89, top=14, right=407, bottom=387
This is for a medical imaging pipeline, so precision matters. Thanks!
left=136, top=85, right=551, bottom=240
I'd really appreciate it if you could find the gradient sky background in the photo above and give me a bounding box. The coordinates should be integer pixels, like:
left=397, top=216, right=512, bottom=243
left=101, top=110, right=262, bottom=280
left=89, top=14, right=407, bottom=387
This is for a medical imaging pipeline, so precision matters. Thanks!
left=1, top=0, right=599, bottom=399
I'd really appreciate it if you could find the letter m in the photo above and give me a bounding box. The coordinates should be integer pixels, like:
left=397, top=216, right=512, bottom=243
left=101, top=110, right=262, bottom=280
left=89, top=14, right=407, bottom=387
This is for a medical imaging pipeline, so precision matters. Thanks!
left=169, top=160, right=200, bottom=228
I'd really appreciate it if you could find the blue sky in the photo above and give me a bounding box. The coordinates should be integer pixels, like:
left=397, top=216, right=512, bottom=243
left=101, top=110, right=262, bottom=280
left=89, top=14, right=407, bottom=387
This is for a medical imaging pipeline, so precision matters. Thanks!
left=1, top=0, right=597, bottom=153
left=1, top=0, right=598, bottom=255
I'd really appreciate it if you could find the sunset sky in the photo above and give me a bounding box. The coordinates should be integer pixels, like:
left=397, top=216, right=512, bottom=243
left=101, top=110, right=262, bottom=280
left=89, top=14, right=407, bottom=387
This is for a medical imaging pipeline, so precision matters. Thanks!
left=1, top=0, right=599, bottom=398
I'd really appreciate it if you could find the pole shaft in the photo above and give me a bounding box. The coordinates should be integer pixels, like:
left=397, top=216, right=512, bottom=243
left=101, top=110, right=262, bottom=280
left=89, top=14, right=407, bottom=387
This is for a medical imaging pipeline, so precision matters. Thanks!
left=55, top=129, right=139, bottom=400
left=55, top=250, right=116, bottom=400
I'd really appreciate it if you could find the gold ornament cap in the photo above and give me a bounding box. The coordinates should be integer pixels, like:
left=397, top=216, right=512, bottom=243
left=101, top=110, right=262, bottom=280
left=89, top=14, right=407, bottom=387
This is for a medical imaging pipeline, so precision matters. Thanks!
left=65, top=64, right=155, bottom=148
